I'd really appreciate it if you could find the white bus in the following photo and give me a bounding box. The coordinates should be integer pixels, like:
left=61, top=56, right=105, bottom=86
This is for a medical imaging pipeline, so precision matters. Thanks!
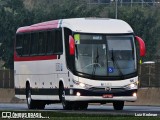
left=14, top=18, right=146, bottom=110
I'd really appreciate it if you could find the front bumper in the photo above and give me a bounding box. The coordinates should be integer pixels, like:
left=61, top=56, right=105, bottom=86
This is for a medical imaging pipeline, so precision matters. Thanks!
left=65, top=96, right=137, bottom=102
left=65, top=88, right=137, bottom=102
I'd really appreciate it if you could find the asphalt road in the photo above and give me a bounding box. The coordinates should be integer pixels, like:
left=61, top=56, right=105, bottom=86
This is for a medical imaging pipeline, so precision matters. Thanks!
left=0, top=103, right=160, bottom=116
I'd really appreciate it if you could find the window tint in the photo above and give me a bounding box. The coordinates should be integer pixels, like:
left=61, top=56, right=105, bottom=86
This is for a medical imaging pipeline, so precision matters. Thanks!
left=46, top=29, right=63, bottom=55
left=16, top=34, right=23, bottom=56
left=55, top=30, right=63, bottom=54
left=38, top=32, right=47, bottom=55
left=15, top=28, right=63, bottom=57
left=30, top=33, right=38, bottom=55
left=23, top=34, right=30, bottom=56
left=46, top=31, right=54, bottom=54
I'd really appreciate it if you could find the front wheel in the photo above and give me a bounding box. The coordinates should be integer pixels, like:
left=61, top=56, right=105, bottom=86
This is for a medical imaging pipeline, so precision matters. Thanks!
left=59, top=84, right=72, bottom=110
left=69, top=102, right=88, bottom=110
left=79, top=102, right=88, bottom=110
left=113, top=101, right=124, bottom=110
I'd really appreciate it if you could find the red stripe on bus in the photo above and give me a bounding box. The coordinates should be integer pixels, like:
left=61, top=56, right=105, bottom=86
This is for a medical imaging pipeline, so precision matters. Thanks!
left=16, top=20, right=59, bottom=33
left=14, top=54, right=57, bottom=61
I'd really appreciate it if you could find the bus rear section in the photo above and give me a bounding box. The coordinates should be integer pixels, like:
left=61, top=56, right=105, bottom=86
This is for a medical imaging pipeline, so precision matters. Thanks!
left=14, top=18, right=146, bottom=110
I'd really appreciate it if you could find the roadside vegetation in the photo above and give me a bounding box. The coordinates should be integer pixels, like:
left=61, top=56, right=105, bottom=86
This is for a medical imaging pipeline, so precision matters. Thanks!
left=0, top=0, right=160, bottom=69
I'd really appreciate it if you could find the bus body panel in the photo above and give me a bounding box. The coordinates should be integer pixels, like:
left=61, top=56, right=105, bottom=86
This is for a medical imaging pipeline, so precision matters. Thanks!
left=14, top=53, right=68, bottom=100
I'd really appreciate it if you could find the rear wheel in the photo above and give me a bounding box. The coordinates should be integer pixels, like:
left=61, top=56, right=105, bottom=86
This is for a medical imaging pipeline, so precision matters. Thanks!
left=26, top=86, right=36, bottom=109
left=113, top=101, right=124, bottom=110
left=35, top=101, right=45, bottom=109
left=26, top=85, right=45, bottom=109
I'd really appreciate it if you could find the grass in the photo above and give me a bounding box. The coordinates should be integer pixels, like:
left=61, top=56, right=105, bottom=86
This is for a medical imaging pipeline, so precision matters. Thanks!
left=50, top=117, right=160, bottom=120
left=0, top=111, right=159, bottom=120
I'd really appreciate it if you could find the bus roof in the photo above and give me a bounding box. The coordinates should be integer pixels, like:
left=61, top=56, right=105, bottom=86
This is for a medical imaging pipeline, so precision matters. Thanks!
left=16, top=18, right=133, bottom=34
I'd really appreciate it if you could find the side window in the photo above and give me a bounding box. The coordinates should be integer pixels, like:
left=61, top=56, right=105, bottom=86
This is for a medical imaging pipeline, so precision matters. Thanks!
left=46, top=29, right=63, bottom=55
left=16, top=29, right=63, bottom=57
left=38, top=32, right=47, bottom=55
left=16, top=34, right=23, bottom=56
left=46, top=31, right=54, bottom=55
left=22, top=34, right=30, bottom=56
left=30, top=33, right=39, bottom=55
left=55, top=29, right=63, bottom=54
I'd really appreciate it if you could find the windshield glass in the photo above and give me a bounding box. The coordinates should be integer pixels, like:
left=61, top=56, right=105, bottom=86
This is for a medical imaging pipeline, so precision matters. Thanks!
left=74, top=34, right=136, bottom=77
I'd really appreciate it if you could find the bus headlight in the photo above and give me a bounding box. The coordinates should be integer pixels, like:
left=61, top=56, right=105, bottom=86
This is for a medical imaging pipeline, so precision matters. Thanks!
left=130, top=83, right=135, bottom=88
left=124, top=82, right=138, bottom=89
left=72, top=80, right=92, bottom=89
left=79, top=83, right=85, bottom=87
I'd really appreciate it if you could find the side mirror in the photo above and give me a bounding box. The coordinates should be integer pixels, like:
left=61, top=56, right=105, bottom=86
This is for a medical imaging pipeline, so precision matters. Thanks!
left=69, top=35, right=75, bottom=55
left=135, top=36, right=146, bottom=57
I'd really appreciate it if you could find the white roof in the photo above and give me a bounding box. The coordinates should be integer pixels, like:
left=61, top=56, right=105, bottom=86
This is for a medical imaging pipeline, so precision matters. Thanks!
left=61, top=18, right=133, bottom=34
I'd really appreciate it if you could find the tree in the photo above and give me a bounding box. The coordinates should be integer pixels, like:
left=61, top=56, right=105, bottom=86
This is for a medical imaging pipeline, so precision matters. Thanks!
left=0, top=0, right=33, bottom=69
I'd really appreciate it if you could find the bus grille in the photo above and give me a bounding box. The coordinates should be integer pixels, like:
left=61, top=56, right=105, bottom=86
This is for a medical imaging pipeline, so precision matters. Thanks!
left=88, top=87, right=125, bottom=92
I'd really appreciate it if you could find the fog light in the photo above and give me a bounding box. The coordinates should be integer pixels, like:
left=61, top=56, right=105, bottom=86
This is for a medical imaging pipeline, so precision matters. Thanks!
left=133, top=93, right=137, bottom=97
left=70, top=89, right=73, bottom=95
left=76, top=92, right=81, bottom=96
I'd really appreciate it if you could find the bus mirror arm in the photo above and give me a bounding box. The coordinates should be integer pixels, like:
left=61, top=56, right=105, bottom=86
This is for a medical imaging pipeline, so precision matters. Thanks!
left=135, top=36, right=146, bottom=57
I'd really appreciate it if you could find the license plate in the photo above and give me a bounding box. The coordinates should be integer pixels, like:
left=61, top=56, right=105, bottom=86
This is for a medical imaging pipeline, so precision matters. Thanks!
left=102, top=94, right=113, bottom=98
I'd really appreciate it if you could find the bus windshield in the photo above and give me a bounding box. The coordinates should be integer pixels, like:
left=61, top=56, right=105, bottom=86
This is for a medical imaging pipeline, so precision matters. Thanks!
left=74, top=34, right=136, bottom=78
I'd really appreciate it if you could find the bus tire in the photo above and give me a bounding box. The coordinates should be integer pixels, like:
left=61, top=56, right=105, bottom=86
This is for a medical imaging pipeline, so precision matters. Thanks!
left=26, top=85, right=36, bottom=109
left=26, top=85, right=45, bottom=109
left=72, top=102, right=79, bottom=110
left=113, top=101, right=124, bottom=110
left=59, top=84, right=72, bottom=110
left=36, top=101, right=45, bottom=109
left=72, top=102, right=88, bottom=110
left=79, top=102, right=88, bottom=110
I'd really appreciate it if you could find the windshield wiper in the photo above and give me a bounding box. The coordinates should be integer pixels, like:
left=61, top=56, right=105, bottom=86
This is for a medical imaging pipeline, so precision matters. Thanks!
left=111, top=49, right=124, bottom=79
